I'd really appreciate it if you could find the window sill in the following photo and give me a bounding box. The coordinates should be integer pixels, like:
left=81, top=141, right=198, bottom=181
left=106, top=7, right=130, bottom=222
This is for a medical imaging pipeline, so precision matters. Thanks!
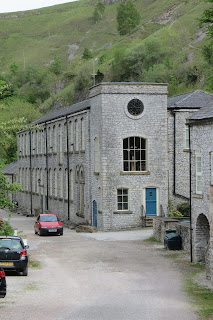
left=120, top=171, right=150, bottom=175
left=183, top=148, right=190, bottom=152
left=93, top=172, right=99, bottom=176
left=192, top=193, right=203, bottom=199
left=113, top=211, right=133, bottom=214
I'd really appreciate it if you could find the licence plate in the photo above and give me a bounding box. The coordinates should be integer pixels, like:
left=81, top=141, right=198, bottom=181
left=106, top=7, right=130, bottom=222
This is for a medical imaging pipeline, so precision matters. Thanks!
left=48, top=229, right=57, bottom=232
left=0, top=262, right=13, bottom=266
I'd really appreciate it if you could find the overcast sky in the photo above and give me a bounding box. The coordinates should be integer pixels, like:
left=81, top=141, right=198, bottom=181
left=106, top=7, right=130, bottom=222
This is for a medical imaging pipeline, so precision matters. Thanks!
left=0, top=1, right=77, bottom=13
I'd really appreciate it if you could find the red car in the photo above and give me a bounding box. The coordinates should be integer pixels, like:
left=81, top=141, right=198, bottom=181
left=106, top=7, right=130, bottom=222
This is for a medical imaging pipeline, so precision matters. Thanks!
left=34, top=214, right=63, bottom=236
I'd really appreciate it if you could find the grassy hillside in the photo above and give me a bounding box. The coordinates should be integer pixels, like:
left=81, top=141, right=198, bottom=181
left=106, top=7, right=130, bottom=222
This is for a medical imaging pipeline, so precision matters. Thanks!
left=0, top=0, right=212, bottom=165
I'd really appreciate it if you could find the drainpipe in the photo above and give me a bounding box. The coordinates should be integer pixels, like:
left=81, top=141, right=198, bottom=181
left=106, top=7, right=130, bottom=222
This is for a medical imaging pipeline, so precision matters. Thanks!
left=188, top=122, right=193, bottom=263
left=29, top=130, right=33, bottom=215
left=66, top=116, right=70, bottom=221
left=45, top=123, right=49, bottom=211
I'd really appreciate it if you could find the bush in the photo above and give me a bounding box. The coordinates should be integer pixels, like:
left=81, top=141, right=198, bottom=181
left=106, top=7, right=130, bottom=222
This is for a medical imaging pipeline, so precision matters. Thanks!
left=176, top=202, right=190, bottom=217
left=168, top=209, right=184, bottom=218
left=0, top=214, right=14, bottom=236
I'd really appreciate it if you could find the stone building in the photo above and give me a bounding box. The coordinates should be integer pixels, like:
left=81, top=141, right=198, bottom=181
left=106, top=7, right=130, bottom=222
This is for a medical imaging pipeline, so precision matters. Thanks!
left=188, top=107, right=213, bottom=284
left=167, top=90, right=213, bottom=204
left=16, top=82, right=169, bottom=231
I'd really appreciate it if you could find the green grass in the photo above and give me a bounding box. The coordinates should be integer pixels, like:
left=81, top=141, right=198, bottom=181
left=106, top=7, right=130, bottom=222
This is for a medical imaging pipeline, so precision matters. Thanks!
left=28, top=259, right=41, bottom=269
left=144, top=236, right=160, bottom=243
left=186, top=271, right=213, bottom=318
left=25, top=283, right=38, bottom=291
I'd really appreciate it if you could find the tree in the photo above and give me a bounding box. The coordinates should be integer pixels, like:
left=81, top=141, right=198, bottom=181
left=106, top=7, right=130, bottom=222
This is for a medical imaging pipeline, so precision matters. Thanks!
left=49, top=56, right=62, bottom=75
left=10, top=62, right=19, bottom=75
left=116, top=0, right=140, bottom=35
left=82, top=48, right=93, bottom=60
left=0, top=80, right=14, bottom=99
left=200, top=0, right=213, bottom=40
left=0, top=169, right=22, bottom=209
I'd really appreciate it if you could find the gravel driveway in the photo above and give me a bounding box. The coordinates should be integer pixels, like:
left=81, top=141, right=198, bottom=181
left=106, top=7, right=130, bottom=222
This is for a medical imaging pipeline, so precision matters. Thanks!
left=0, top=209, right=200, bottom=320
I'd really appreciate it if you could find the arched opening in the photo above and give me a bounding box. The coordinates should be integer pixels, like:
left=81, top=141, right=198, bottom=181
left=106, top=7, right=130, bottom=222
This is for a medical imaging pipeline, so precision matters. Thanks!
left=195, top=214, right=210, bottom=263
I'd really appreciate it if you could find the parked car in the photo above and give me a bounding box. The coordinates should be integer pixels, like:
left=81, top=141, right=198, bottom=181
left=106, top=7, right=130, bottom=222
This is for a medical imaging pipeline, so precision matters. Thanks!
left=0, top=267, right=6, bottom=298
left=0, top=236, right=29, bottom=276
left=34, top=214, right=63, bottom=236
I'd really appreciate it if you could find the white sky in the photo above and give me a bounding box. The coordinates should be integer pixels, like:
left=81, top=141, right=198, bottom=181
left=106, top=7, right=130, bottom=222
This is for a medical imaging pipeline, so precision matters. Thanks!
left=0, top=1, right=77, bottom=13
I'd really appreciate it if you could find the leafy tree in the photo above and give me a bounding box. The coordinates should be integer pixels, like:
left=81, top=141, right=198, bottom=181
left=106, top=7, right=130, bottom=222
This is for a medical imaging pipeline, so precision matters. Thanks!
left=10, top=62, right=19, bottom=75
left=0, top=169, right=22, bottom=209
left=0, top=80, right=14, bottom=99
left=82, top=48, right=93, bottom=60
left=49, top=56, right=62, bottom=75
left=202, top=43, right=213, bottom=64
left=116, top=0, right=140, bottom=35
left=0, top=215, right=14, bottom=236
left=200, top=0, right=213, bottom=40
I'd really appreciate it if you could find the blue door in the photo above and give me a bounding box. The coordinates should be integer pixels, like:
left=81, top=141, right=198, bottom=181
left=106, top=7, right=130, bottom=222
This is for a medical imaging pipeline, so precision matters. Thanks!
left=93, top=200, right=97, bottom=228
left=146, top=188, right=156, bottom=215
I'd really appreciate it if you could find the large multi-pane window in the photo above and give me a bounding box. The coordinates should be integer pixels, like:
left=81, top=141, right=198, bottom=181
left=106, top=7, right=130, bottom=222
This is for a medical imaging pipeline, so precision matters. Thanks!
left=117, top=188, right=129, bottom=211
left=123, top=137, right=146, bottom=172
left=185, top=125, right=189, bottom=149
left=196, top=152, right=202, bottom=194
left=81, top=117, right=85, bottom=151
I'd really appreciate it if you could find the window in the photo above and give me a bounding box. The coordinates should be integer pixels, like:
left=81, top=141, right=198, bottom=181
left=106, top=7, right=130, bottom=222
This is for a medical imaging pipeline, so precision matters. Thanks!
left=32, top=169, right=35, bottom=193
left=53, top=125, right=57, bottom=153
left=94, top=137, right=100, bottom=173
left=123, top=137, right=146, bottom=172
left=65, top=169, right=68, bottom=200
left=127, top=99, right=144, bottom=116
left=48, top=127, right=52, bottom=152
left=70, top=169, right=73, bottom=201
left=211, top=152, right=213, bottom=185
left=44, top=129, right=46, bottom=154
left=81, top=117, right=85, bottom=151
left=75, top=119, right=79, bottom=152
left=69, top=121, right=73, bottom=152
left=117, top=188, right=129, bottom=211
left=25, top=168, right=28, bottom=191
left=59, top=124, right=63, bottom=164
left=36, top=130, right=39, bottom=155
left=196, top=152, right=202, bottom=194
left=185, top=125, right=189, bottom=149
left=49, top=169, right=52, bottom=196
left=59, top=168, right=63, bottom=198
left=64, top=123, right=67, bottom=153
left=54, top=169, right=57, bottom=197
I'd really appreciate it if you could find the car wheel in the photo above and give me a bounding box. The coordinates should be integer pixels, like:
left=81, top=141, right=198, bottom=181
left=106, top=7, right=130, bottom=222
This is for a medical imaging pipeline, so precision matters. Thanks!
left=59, top=232, right=63, bottom=236
left=22, top=267, right=28, bottom=276
left=0, top=295, right=6, bottom=298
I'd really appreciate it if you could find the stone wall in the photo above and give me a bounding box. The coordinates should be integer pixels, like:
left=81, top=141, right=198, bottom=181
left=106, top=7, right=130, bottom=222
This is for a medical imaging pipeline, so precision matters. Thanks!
left=153, top=217, right=190, bottom=250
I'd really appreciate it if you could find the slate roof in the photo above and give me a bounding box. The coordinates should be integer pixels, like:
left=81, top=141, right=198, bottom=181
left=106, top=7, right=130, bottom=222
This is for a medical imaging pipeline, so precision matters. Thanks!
left=31, top=99, right=91, bottom=125
left=188, top=105, right=213, bottom=121
left=168, top=90, right=213, bottom=109
left=2, top=160, right=18, bottom=175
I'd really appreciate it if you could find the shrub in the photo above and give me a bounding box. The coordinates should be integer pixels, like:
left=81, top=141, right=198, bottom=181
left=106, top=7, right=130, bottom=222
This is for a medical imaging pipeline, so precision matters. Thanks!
left=168, top=209, right=184, bottom=218
left=0, top=214, right=14, bottom=236
left=176, top=202, right=190, bottom=217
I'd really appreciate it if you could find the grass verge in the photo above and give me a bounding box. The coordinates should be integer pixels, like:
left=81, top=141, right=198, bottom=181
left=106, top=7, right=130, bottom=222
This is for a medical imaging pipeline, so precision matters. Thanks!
left=143, top=236, right=160, bottom=243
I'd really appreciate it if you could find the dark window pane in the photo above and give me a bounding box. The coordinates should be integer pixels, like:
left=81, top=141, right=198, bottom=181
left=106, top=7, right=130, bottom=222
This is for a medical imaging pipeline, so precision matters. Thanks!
left=117, top=189, right=122, bottom=195
left=135, top=150, right=140, bottom=160
left=118, top=203, right=122, bottom=210
left=123, top=196, right=128, bottom=202
left=141, top=161, right=146, bottom=171
left=135, top=137, right=140, bottom=149
left=123, top=150, right=128, bottom=160
left=141, top=139, right=146, bottom=149
left=130, top=150, right=134, bottom=160
left=123, top=189, right=128, bottom=195
left=130, top=137, right=134, bottom=149
left=124, top=161, right=129, bottom=171
left=123, top=138, right=128, bottom=149
left=136, top=161, right=140, bottom=171
left=118, top=196, right=122, bottom=202
left=123, top=203, right=128, bottom=210
left=141, top=150, right=146, bottom=160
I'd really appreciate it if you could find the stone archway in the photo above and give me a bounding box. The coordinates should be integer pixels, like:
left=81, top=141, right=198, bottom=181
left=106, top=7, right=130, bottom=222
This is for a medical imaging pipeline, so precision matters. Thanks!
left=195, top=214, right=210, bottom=263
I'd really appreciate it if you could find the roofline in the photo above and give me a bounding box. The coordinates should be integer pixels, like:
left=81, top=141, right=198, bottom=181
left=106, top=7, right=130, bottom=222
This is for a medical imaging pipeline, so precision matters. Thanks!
left=90, top=82, right=168, bottom=89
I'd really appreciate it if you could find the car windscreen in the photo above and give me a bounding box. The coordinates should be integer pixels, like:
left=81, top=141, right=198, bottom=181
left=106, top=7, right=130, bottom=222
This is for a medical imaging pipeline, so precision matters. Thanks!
left=0, top=239, right=23, bottom=250
left=40, top=215, right=58, bottom=222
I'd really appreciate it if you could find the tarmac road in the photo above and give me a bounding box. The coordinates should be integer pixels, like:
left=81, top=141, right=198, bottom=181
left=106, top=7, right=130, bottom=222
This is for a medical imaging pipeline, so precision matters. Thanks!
left=0, top=209, right=200, bottom=320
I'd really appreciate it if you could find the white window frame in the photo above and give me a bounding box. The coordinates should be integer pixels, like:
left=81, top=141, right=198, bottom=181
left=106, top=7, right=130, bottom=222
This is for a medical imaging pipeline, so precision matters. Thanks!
left=123, top=137, right=147, bottom=172
left=196, top=152, right=202, bottom=194
left=117, top=188, right=129, bottom=211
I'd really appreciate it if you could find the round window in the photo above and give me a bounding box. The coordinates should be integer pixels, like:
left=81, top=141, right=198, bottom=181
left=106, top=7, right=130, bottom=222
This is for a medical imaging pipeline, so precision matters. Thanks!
left=127, top=99, right=144, bottom=116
